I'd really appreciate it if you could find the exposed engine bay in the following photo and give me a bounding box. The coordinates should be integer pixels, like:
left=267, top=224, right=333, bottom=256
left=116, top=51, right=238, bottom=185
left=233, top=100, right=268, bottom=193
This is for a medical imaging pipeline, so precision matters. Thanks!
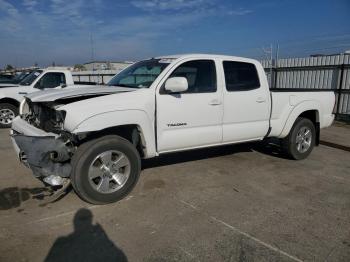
left=21, top=94, right=107, bottom=134
left=22, top=101, right=66, bottom=133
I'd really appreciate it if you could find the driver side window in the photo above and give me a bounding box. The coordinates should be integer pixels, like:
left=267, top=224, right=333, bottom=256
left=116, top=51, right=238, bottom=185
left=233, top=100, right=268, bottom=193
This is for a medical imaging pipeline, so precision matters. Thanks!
left=37, top=73, right=66, bottom=89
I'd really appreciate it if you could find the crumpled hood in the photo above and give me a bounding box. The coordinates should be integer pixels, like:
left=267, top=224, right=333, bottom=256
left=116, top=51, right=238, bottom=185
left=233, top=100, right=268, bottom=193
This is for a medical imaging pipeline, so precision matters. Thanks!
left=25, top=85, right=136, bottom=102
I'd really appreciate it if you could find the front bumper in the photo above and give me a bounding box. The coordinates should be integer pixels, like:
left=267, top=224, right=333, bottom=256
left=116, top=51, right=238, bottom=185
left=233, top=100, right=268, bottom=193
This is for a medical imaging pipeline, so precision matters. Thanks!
left=11, top=117, right=72, bottom=179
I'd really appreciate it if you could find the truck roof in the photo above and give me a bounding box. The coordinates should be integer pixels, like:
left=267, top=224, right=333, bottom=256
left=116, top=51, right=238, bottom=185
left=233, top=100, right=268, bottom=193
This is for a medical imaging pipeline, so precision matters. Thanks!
left=155, top=53, right=259, bottom=64
left=42, top=68, right=72, bottom=74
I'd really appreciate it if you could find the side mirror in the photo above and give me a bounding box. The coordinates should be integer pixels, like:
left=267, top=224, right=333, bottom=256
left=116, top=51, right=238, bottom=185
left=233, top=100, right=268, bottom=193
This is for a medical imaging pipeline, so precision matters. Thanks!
left=164, top=77, right=188, bottom=93
left=60, top=83, right=67, bottom=88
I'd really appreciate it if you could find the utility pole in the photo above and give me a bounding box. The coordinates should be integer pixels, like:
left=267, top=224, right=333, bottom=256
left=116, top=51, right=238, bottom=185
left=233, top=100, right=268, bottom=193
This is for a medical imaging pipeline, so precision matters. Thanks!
left=90, top=33, right=95, bottom=71
left=270, top=44, right=273, bottom=88
left=262, top=44, right=273, bottom=88
left=274, top=44, right=279, bottom=88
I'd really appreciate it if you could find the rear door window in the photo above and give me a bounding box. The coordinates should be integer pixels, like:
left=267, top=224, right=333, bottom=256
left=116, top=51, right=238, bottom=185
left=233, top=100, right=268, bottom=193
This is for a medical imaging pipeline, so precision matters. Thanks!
left=223, top=61, right=260, bottom=91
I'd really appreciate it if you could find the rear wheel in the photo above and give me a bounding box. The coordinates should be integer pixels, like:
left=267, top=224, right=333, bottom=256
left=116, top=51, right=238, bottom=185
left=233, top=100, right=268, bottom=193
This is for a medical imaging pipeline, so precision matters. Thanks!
left=71, top=135, right=141, bottom=204
left=0, top=103, right=18, bottom=128
left=282, top=117, right=316, bottom=160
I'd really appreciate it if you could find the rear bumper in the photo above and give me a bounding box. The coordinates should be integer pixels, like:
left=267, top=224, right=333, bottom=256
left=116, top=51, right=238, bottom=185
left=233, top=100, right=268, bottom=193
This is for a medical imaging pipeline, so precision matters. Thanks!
left=11, top=117, right=72, bottom=178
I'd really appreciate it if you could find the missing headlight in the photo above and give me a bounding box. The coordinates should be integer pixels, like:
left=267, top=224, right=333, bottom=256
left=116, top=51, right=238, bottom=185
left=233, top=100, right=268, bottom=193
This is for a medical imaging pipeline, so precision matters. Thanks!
left=22, top=100, right=67, bottom=133
left=56, top=110, right=66, bottom=124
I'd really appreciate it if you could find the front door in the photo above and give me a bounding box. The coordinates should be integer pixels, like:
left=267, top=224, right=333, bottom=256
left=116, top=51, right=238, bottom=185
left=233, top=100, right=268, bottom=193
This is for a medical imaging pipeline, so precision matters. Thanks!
left=157, top=59, right=223, bottom=153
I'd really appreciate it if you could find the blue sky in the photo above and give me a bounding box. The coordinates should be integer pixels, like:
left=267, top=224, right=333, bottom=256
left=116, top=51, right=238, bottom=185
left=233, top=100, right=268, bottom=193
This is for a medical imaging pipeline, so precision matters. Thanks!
left=0, top=0, right=349, bottom=68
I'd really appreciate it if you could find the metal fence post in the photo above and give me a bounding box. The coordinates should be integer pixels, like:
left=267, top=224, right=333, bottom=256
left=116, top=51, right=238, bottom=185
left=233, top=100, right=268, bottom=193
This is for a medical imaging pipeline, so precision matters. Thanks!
left=274, top=66, right=278, bottom=89
left=336, top=63, right=345, bottom=118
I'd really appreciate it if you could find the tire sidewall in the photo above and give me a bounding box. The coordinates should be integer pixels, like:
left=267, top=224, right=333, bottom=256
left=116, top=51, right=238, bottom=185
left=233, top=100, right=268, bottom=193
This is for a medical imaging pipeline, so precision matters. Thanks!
left=289, top=118, right=315, bottom=160
left=72, top=136, right=141, bottom=204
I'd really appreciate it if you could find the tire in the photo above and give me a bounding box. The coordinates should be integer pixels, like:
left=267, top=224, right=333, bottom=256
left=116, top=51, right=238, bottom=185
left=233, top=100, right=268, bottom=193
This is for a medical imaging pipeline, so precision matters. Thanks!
left=71, top=135, right=141, bottom=204
left=282, top=117, right=316, bottom=160
left=0, top=103, right=18, bottom=128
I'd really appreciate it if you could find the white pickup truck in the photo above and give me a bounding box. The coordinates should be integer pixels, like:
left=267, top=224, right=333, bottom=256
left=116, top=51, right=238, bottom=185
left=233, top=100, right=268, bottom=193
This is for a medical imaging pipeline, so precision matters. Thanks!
left=11, top=54, right=335, bottom=204
left=0, top=69, right=95, bottom=127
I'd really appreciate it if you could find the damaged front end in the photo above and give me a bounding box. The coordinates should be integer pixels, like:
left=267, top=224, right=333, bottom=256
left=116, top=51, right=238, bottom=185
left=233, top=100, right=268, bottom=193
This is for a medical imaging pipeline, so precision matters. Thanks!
left=11, top=99, right=76, bottom=187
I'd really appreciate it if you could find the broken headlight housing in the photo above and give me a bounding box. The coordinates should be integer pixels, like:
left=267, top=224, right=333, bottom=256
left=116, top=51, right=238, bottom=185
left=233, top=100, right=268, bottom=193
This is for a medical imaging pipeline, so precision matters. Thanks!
left=39, top=108, right=66, bottom=132
left=20, top=98, right=67, bottom=133
left=55, top=110, right=66, bottom=126
left=19, top=98, right=30, bottom=116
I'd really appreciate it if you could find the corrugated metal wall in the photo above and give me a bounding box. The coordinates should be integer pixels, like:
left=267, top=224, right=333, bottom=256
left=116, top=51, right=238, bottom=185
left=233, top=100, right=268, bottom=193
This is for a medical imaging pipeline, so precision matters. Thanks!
left=262, top=54, right=350, bottom=117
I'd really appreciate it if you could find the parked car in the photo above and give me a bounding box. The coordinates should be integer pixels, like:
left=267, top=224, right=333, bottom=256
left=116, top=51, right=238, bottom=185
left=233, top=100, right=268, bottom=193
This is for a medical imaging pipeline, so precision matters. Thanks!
left=0, top=71, right=33, bottom=87
left=0, top=69, right=96, bottom=127
left=11, top=54, right=335, bottom=204
left=0, top=74, right=15, bottom=84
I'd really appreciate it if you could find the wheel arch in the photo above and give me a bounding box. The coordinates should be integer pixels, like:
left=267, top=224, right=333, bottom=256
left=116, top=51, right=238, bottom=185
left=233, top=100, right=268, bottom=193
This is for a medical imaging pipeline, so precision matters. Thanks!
left=70, top=110, right=156, bottom=158
left=280, top=101, right=321, bottom=139
left=77, top=124, right=147, bottom=158
left=0, top=98, right=20, bottom=107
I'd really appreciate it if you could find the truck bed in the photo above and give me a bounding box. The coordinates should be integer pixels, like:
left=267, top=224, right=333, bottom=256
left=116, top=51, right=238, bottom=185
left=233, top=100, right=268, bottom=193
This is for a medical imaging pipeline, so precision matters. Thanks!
left=269, top=90, right=335, bottom=138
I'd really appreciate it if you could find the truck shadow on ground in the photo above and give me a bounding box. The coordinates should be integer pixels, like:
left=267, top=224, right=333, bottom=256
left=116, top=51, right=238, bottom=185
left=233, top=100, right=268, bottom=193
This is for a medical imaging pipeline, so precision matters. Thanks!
left=142, top=140, right=286, bottom=169
left=0, top=187, right=53, bottom=210
left=45, top=208, right=127, bottom=262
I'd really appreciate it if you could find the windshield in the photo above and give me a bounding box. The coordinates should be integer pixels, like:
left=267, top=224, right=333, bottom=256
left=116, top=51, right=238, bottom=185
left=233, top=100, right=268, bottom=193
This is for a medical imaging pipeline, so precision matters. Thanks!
left=107, top=59, right=170, bottom=88
left=19, top=70, right=43, bottom=86
left=13, top=72, right=30, bottom=83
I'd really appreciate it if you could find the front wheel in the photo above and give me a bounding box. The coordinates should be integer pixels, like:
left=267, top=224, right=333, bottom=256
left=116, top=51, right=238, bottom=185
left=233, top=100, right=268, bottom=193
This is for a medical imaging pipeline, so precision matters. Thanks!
left=282, top=117, right=316, bottom=160
left=0, top=103, right=18, bottom=128
left=71, top=135, right=141, bottom=204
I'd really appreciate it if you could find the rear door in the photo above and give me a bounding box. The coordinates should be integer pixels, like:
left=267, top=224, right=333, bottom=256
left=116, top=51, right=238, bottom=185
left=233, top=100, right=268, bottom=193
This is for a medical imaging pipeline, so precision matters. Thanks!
left=156, top=59, right=223, bottom=152
left=221, top=60, right=270, bottom=142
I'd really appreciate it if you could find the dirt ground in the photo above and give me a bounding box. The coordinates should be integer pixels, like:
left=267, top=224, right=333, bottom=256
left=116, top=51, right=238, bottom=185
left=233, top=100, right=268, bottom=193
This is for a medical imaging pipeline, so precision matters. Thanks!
left=0, top=127, right=350, bottom=262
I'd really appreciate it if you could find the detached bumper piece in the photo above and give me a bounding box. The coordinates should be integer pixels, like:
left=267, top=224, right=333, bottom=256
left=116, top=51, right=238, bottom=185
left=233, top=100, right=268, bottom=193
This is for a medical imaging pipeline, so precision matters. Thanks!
left=11, top=117, right=72, bottom=183
left=12, top=135, right=71, bottom=178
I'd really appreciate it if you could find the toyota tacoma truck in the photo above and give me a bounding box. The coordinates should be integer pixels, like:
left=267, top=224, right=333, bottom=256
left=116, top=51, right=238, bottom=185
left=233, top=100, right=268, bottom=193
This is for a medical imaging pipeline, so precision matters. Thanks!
left=10, top=54, right=335, bottom=204
left=0, top=69, right=96, bottom=127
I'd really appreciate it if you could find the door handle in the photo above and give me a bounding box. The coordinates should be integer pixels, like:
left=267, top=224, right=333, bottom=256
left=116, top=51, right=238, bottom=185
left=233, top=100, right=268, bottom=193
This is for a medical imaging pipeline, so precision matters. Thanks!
left=209, top=99, right=221, bottom=106
left=256, top=97, right=266, bottom=103
left=18, top=92, right=28, bottom=95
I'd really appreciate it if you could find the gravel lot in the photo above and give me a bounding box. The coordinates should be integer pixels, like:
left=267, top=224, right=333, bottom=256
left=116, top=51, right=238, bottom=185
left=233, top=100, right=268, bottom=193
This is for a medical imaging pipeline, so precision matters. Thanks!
left=0, top=127, right=349, bottom=262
